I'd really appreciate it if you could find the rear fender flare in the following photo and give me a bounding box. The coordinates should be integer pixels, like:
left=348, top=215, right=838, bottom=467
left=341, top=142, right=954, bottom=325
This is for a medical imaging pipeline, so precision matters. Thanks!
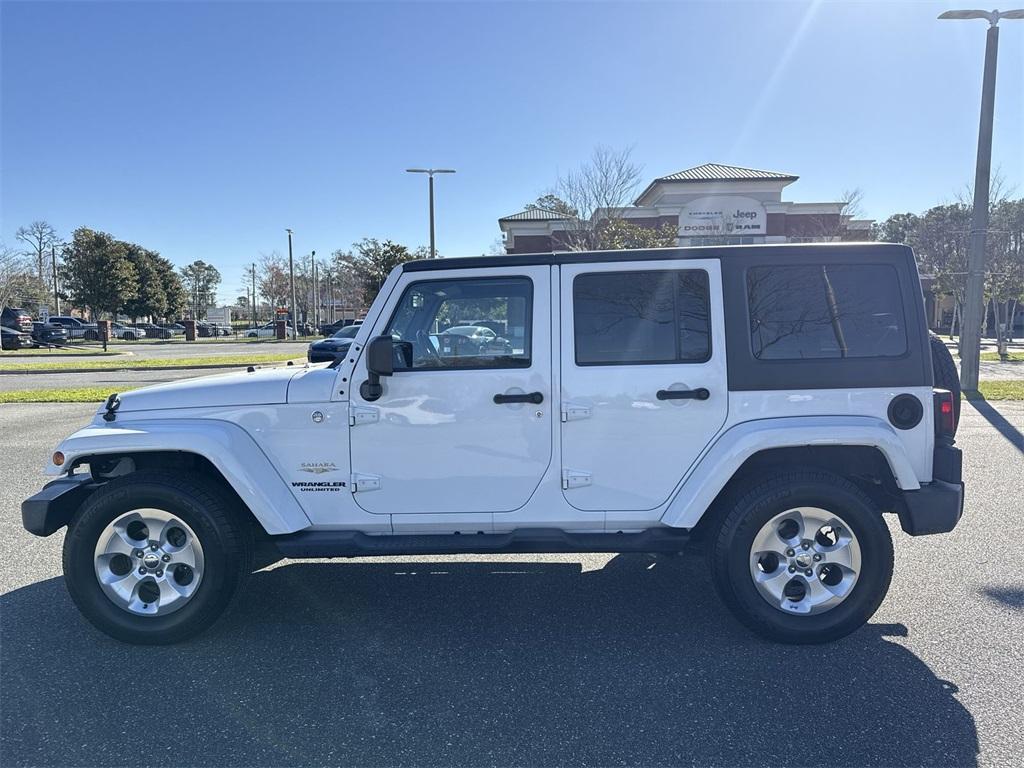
left=662, top=416, right=921, bottom=529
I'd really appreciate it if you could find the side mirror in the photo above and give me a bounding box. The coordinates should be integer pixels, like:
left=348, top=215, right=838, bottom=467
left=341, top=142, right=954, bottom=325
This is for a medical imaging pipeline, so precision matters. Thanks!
left=360, top=335, right=394, bottom=401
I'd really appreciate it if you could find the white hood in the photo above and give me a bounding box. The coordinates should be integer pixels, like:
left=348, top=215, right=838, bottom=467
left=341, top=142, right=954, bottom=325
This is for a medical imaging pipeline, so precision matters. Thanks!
left=111, top=366, right=301, bottom=413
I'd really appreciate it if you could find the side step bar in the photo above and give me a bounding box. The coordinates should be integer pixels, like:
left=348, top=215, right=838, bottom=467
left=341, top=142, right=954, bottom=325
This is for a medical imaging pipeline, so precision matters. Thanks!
left=271, top=527, right=691, bottom=559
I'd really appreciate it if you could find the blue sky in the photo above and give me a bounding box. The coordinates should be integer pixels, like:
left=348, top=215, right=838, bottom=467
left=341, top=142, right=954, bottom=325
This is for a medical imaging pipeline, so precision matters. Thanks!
left=2, top=0, right=1022, bottom=301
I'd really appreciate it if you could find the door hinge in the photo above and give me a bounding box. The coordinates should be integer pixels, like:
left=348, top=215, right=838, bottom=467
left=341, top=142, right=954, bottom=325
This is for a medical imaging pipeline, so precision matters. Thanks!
left=561, top=469, right=592, bottom=490
left=560, top=402, right=592, bottom=422
left=350, top=473, right=382, bottom=492
left=349, top=404, right=379, bottom=427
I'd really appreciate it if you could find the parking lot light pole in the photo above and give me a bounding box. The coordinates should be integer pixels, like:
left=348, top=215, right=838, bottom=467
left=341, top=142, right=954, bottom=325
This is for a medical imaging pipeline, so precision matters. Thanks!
left=251, top=262, right=257, bottom=328
left=938, top=8, right=1024, bottom=390
left=51, top=245, right=60, bottom=314
left=286, top=229, right=297, bottom=339
left=406, top=168, right=456, bottom=258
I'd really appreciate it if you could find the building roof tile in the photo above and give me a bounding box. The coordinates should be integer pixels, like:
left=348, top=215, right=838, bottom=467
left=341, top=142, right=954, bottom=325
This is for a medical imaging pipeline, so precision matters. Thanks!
left=498, top=208, right=572, bottom=222
left=655, top=163, right=798, bottom=182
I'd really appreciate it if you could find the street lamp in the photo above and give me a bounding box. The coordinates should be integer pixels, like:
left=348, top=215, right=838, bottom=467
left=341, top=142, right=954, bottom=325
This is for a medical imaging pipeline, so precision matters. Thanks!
left=938, top=8, right=1024, bottom=390
left=286, top=228, right=297, bottom=339
left=406, top=168, right=456, bottom=258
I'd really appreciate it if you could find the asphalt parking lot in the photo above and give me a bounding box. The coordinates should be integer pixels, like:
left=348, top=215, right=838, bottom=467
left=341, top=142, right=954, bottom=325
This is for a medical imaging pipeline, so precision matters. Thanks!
left=1, top=401, right=1021, bottom=767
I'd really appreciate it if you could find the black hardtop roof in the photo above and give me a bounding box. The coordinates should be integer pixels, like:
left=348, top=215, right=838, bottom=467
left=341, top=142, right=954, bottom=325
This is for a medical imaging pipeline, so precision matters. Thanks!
left=402, top=242, right=914, bottom=272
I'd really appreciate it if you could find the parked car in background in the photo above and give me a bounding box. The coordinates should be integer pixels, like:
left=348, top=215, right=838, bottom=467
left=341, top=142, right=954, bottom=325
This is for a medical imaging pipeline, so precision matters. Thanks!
left=2, top=307, right=34, bottom=334
left=161, top=323, right=186, bottom=336
left=245, top=320, right=296, bottom=338
left=111, top=323, right=145, bottom=341
left=49, top=315, right=99, bottom=341
left=196, top=322, right=216, bottom=338
left=2, top=307, right=32, bottom=334
left=130, top=323, right=173, bottom=339
left=434, top=324, right=514, bottom=356
left=1, top=325, right=31, bottom=350
left=307, top=323, right=363, bottom=363
left=319, top=319, right=362, bottom=337
left=30, top=321, right=70, bottom=347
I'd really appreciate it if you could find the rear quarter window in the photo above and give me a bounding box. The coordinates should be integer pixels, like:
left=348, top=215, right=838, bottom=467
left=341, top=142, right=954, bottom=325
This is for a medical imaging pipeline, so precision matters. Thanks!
left=747, top=264, right=908, bottom=360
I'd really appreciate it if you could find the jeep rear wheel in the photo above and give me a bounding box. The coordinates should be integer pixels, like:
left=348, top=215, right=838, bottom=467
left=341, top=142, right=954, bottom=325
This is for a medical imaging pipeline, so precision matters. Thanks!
left=63, top=471, right=253, bottom=644
left=710, top=471, right=893, bottom=644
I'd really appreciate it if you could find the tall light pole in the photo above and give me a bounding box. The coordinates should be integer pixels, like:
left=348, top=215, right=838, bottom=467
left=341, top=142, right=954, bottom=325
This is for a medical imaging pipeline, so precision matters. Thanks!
left=251, top=262, right=257, bottom=328
left=286, top=228, right=297, bottom=339
left=51, top=244, right=61, bottom=314
left=406, top=168, right=456, bottom=258
left=311, top=251, right=318, bottom=332
left=939, top=8, right=1024, bottom=390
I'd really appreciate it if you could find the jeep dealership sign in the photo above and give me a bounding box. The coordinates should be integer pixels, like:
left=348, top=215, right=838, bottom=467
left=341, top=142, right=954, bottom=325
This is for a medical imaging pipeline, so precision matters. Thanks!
left=680, top=196, right=766, bottom=236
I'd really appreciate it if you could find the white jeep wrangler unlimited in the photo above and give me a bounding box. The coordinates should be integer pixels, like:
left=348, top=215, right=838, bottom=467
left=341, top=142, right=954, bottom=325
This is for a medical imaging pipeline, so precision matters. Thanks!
left=23, top=244, right=964, bottom=645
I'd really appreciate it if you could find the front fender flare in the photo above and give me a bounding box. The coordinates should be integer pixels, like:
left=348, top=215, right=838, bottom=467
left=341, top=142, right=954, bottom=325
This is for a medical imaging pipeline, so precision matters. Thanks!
left=50, top=418, right=312, bottom=535
left=661, top=416, right=921, bottom=529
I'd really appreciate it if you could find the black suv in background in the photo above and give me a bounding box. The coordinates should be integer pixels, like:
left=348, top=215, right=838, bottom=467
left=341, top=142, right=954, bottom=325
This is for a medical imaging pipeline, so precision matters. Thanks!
left=131, top=323, right=173, bottom=339
left=31, top=322, right=70, bottom=347
left=2, top=307, right=33, bottom=334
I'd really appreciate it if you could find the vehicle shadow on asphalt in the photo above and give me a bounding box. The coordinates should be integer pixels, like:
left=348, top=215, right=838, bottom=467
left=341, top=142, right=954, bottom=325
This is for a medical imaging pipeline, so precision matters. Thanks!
left=1, top=554, right=978, bottom=768
left=965, top=397, right=1024, bottom=454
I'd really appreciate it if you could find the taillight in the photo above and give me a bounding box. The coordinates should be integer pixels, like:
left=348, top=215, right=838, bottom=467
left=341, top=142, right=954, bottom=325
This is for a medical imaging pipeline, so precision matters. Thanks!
left=933, top=389, right=955, bottom=441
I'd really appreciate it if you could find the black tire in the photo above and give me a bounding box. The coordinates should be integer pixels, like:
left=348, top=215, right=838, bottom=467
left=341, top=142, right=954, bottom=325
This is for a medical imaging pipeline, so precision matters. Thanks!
left=709, top=471, right=894, bottom=644
left=62, top=471, right=253, bottom=644
left=929, top=333, right=961, bottom=432
left=83, top=330, right=99, bottom=341
left=124, top=331, right=136, bottom=341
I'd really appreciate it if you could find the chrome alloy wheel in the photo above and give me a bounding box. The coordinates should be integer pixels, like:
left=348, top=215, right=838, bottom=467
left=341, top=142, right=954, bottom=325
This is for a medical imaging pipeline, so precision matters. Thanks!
left=93, top=509, right=205, bottom=616
left=748, top=507, right=862, bottom=615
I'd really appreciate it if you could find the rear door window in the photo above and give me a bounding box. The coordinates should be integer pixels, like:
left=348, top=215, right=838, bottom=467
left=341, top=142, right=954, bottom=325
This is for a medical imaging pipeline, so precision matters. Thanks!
left=573, top=270, right=711, bottom=365
left=747, top=264, right=907, bottom=359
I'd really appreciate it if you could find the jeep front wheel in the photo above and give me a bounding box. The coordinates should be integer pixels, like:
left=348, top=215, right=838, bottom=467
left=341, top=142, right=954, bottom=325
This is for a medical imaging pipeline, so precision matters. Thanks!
left=62, top=471, right=253, bottom=644
left=709, top=471, right=893, bottom=644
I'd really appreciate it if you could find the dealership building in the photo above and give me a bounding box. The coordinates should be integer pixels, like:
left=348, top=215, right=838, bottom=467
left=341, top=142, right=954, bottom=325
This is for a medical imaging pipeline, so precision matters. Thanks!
left=498, top=163, right=873, bottom=254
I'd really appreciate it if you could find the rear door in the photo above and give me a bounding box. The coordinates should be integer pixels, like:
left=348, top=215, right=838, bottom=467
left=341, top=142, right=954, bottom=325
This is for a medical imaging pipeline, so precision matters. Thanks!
left=559, top=259, right=728, bottom=511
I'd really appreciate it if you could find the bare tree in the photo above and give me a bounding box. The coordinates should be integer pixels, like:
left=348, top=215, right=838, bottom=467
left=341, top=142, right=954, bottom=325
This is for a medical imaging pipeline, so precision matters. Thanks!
left=807, top=188, right=867, bottom=242
left=257, top=252, right=291, bottom=312
left=955, top=166, right=1016, bottom=209
left=1, top=243, right=30, bottom=309
left=15, top=220, right=59, bottom=281
left=546, top=145, right=644, bottom=250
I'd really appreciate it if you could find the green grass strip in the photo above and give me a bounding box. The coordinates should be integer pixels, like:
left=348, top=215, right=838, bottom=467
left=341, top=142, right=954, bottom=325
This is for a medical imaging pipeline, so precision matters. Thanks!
left=0, top=386, right=141, bottom=403
left=979, top=351, right=1024, bottom=362
left=0, top=353, right=298, bottom=372
left=0, top=347, right=122, bottom=357
left=965, top=381, right=1024, bottom=401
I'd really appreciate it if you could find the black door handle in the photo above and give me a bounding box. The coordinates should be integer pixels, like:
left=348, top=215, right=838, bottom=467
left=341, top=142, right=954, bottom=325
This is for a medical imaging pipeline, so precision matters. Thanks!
left=656, top=388, right=710, bottom=401
left=493, top=391, right=544, bottom=405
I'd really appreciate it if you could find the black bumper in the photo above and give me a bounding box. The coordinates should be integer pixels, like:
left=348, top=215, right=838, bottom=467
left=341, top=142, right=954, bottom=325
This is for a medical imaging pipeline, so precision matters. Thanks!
left=897, top=443, right=964, bottom=536
left=22, top=474, right=98, bottom=537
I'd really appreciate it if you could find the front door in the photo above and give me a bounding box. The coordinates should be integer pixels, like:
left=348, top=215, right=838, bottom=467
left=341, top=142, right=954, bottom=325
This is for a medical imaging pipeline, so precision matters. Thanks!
left=349, top=266, right=552, bottom=515
left=559, top=259, right=728, bottom=511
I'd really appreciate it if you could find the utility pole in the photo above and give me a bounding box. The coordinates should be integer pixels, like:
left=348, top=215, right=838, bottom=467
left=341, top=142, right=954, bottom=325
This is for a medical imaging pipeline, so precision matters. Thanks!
left=286, top=229, right=297, bottom=339
left=51, top=245, right=60, bottom=314
left=938, top=8, right=1024, bottom=390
